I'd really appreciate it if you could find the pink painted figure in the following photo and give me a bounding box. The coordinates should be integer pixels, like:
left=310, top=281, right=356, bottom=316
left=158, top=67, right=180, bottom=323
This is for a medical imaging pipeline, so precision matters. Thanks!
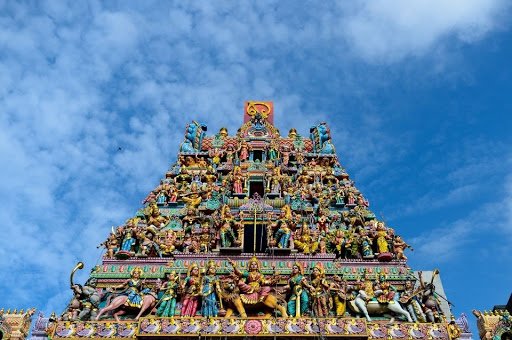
left=227, top=257, right=272, bottom=304
left=180, top=263, right=201, bottom=316
left=238, top=140, right=250, bottom=161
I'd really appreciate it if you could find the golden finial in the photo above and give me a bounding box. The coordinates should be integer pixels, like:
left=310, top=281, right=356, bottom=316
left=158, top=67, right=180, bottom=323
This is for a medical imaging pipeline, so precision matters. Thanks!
left=19, top=309, right=24, bottom=314
left=288, top=128, right=297, bottom=138
left=7, top=309, right=11, bottom=314
left=13, top=309, right=17, bottom=314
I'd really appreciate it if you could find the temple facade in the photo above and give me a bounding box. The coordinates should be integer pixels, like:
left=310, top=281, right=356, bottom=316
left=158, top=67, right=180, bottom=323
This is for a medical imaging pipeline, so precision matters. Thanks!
left=35, top=102, right=465, bottom=339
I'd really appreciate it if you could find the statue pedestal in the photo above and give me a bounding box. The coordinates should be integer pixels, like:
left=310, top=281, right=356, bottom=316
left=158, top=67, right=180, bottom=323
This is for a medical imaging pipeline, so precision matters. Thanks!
left=377, top=252, right=393, bottom=262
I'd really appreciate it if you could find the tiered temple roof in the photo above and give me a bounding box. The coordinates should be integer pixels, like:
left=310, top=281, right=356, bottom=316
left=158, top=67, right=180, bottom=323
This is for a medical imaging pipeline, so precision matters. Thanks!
left=41, top=102, right=461, bottom=340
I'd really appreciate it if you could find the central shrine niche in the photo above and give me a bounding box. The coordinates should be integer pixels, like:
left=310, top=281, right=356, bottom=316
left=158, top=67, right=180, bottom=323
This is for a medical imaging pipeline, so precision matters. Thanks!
left=50, top=101, right=459, bottom=340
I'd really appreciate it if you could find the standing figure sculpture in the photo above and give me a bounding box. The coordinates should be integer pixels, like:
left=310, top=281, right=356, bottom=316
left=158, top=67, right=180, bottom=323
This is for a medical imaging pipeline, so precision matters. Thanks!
left=156, top=272, right=180, bottom=317
left=418, top=270, right=443, bottom=322
left=306, top=263, right=330, bottom=317
left=285, top=262, right=309, bottom=317
left=399, top=279, right=426, bottom=322
left=201, top=260, right=220, bottom=317
left=180, top=263, right=202, bottom=316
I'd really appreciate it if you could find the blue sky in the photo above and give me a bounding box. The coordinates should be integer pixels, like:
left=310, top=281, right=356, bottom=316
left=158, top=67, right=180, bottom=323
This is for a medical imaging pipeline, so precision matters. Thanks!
left=1, top=0, right=511, bottom=335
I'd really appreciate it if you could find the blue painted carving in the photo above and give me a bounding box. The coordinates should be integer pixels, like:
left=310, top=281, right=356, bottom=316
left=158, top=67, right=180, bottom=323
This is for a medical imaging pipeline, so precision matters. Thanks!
left=309, top=122, right=332, bottom=153
left=180, top=121, right=207, bottom=152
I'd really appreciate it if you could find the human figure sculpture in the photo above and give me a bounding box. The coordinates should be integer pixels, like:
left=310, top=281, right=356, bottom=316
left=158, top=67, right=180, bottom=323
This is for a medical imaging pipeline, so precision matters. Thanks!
left=180, top=263, right=202, bottom=316
left=156, top=272, right=180, bottom=317
left=350, top=274, right=413, bottom=322
left=306, top=263, right=330, bottom=317
left=393, top=235, right=412, bottom=260
left=201, top=260, right=220, bottom=317
left=284, top=262, right=309, bottom=317
left=96, top=268, right=156, bottom=321
left=418, top=270, right=443, bottom=322
left=274, top=220, right=291, bottom=248
left=294, top=222, right=319, bottom=254
left=225, top=257, right=287, bottom=317
left=399, top=280, right=426, bottom=322
left=238, top=140, right=250, bottom=162
left=98, top=233, right=119, bottom=258
left=219, top=220, right=238, bottom=248
left=376, top=222, right=391, bottom=254
left=120, top=225, right=136, bottom=253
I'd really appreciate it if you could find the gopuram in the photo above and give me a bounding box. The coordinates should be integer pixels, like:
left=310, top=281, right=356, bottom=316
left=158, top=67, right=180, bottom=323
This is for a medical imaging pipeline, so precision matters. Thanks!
left=41, top=102, right=463, bottom=340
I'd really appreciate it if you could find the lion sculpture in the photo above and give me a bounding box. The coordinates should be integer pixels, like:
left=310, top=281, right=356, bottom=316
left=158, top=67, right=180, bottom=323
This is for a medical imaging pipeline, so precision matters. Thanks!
left=218, top=277, right=288, bottom=318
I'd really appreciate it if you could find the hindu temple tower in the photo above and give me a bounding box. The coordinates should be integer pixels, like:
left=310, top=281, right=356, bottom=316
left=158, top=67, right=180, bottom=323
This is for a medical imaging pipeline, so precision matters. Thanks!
left=35, top=101, right=469, bottom=340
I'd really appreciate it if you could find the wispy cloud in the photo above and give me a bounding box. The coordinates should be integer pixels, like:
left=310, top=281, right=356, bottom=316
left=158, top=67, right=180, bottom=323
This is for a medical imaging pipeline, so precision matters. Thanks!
left=340, top=0, right=510, bottom=63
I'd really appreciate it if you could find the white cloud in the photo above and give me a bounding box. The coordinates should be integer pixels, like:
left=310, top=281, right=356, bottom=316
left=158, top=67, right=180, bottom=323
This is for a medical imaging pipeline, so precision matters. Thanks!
left=341, top=0, right=510, bottom=63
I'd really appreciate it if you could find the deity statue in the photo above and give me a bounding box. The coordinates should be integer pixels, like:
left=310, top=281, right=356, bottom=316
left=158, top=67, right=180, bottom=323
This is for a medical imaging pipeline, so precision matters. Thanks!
left=447, top=320, right=462, bottom=339
left=120, top=225, right=136, bottom=253
left=393, top=235, right=412, bottom=260
left=306, top=263, right=330, bottom=317
left=201, top=260, right=220, bottom=317
left=137, top=227, right=161, bottom=257
left=156, top=272, right=180, bottom=317
left=238, top=140, right=250, bottom=162
left=274, top=220, right=292, bottom=248
left=284, top=262, right=309, bottom=318
left=98, top=232, right=119, bottom=258
left=360, top=230, right=374, bottom=259
left=219, top=127, right=228, bottom=139
left=95, top=267, right=159, bottom=321
left=268, top=140, right=279, bottom=164
left=227, top=257, right=273, bottom=306
left=180, top=263, right=202, bottom=316
left=231, top=166, right=246, bottom=194
left=294, top=222, right=318, bottom=254
left=182, top=183, right=203, bottom=209
left=399, top=280, right=426, bottom=322
left=219, top=220, right=239, bottom=248
left=373, top=274, right=395, bottom=304
left=418, top=270, right=443, bottom=322
left=376, top=222, right=391, bottom=254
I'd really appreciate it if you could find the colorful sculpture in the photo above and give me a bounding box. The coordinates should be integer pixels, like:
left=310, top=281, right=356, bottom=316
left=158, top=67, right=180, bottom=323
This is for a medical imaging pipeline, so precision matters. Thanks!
left=156, top=272, right=179, bottom=317
left=95, top=268, right=157, bottom=321
left=285, top=262, right=309, bottom=318
left=201, top=260, right=220, bottom=317
left=180, top=263, right=201, bottom=317
left=55, top=104, right=452, bottom=340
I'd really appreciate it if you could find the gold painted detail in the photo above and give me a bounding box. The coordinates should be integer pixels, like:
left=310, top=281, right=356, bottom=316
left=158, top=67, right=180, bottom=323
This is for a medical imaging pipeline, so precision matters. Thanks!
left=246, top=101, right=271, bottom=119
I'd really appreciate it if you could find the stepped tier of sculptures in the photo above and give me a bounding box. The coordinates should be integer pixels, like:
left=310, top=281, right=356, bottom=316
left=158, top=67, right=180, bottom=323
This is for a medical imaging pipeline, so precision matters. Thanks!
left=53, top=103, right=457, bottom=340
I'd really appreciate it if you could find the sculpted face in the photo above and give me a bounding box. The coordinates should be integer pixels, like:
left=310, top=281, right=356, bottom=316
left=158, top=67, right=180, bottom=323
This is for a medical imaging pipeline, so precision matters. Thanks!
left=249, top=261, right=258, bottom=271
left=292, top=265, right=299, bottom=275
